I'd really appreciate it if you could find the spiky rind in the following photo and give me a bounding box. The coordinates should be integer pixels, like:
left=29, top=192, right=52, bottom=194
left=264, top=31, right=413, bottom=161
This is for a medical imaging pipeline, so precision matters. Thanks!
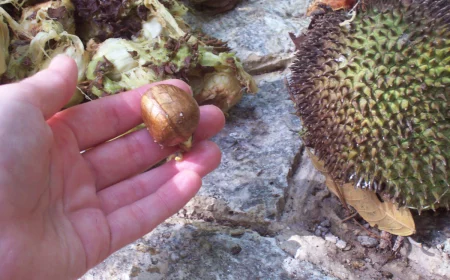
left=288, top=0, right=450, bottom=211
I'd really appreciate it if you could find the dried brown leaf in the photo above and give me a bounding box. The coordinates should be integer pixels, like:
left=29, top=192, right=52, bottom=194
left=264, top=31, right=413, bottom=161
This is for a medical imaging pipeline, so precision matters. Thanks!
left=339, top=183, right=416, bottom=236
left=306, top=0, right=357, bottom=16
left=307, top=148, right=416, bottom=236
left=307, top=149, right=347, bottom=207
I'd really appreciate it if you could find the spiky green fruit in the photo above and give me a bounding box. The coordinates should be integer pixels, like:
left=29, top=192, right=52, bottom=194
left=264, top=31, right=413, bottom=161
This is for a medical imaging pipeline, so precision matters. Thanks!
left=288, top=0, right=449, bottom=212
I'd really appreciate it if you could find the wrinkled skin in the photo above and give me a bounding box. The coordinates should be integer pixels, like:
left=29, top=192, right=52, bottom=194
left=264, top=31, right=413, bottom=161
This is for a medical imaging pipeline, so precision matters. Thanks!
left=0, top=55, right=224, bottom=279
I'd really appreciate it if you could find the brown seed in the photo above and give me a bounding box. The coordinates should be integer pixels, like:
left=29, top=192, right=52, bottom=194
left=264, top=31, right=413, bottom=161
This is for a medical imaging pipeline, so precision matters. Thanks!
left=141, top=84, right=200, bottom=150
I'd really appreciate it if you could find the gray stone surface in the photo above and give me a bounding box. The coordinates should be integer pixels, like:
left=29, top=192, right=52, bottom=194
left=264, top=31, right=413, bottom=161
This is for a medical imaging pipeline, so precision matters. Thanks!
left=80, top=0, right=450, bottom=279
left=184, top=0, right=311, bottom=74
left=195, top=76, right=302, bottom=221
left=335, top=240, right=347, bottom=249
left=357, top=236, right=379, bottom=248
left=82, top=222, right=333, bottom=280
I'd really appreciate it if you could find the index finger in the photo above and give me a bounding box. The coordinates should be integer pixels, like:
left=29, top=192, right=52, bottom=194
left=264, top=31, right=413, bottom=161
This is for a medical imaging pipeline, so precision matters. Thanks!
left=48, top=79, right=193, bottom=151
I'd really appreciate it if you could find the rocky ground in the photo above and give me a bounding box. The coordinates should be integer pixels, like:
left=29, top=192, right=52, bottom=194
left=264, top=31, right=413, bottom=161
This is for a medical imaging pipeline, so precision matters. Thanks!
left=80, top=0, right=450, bottom=279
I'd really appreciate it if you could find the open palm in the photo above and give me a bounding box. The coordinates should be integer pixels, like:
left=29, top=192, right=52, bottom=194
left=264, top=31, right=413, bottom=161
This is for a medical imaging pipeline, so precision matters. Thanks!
left=0, top=55, right=224, bottom=279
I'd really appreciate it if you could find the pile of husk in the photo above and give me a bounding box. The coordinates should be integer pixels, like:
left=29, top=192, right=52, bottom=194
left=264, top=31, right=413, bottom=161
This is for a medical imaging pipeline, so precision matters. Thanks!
left=0, top=0, right=257, bottom=112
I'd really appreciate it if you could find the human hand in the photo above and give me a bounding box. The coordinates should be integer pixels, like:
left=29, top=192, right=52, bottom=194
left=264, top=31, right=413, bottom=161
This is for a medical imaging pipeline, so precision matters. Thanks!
left=0, top=55, right=224, bottom=279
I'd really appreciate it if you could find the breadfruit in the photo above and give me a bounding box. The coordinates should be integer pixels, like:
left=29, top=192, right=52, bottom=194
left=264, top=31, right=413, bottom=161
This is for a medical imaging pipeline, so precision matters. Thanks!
left=288, top=0, right=449, bottom=212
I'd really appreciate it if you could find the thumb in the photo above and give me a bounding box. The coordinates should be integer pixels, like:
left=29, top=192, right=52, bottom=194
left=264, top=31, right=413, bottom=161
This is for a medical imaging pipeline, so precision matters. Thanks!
left=4, top=55, right=78, bottom=120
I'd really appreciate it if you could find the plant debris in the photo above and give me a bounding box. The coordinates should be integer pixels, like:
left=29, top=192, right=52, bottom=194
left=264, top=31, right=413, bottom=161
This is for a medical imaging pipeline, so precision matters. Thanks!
left=0, top=0, right=257, bottom=112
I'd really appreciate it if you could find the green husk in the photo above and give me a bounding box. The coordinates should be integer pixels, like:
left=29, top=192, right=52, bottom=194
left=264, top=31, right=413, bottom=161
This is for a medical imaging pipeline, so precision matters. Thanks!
left=0, top=0, right=88, bottom=106
left=0, top=14, right=10, bottom=75
left=1, top=0, right=257, bottom=112
left=84, top=0, right=257, bottom=112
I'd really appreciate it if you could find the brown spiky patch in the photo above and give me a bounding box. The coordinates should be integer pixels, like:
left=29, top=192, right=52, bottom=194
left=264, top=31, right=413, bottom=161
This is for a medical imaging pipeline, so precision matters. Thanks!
left=288, top=0, right=450, bottom=212
left=306, top=0, right=357, bottom=16
left=71, top=0, right=148, bottom=42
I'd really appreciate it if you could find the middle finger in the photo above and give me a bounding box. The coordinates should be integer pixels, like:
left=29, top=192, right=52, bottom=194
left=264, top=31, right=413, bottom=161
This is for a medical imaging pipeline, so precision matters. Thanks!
left=83, top=105, right=225, bottom=190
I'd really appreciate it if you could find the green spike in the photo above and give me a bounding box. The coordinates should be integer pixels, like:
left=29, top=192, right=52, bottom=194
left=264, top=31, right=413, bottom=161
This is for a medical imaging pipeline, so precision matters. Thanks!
left=405, top=195, right=412, bottom=205
left=432, top=191, right=441, bottom=203
left=419, top=196, right=426, bottom=208
left=406, top=180, right=415, bottom=195
left=431, top=203, right=436, bottom=212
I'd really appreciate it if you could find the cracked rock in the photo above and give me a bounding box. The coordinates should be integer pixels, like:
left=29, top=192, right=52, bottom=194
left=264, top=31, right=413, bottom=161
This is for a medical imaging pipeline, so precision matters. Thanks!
left=336, top=240, right=347, bottom=249
left=184, top=0, right=311, bottom=74
left=357, top=236, right=379, bottom=248
left=181, top=76, right=302, bottom=230
left=82, top=223, right=332, bottom=279
left=325, top=233, right=338, bottom=244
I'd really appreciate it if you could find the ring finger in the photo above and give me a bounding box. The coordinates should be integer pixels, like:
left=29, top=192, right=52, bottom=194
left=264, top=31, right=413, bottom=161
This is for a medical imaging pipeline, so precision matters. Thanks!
left=97, top=140, right=221, bottom=215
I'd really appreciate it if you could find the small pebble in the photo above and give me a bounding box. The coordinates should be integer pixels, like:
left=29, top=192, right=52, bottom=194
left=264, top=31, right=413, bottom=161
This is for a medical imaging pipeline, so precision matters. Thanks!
left=336, top=240, right=347, bottom=249
left=320, top=219, right=331, bottom=227
left=357, top=236, right=379, bottom=248
left=379, top=231, right=391, bottom=250
left=136, top=243, right=149, bottom=253
left=230, top=229, right=245, bottom=237
left=442, top=239, right=450, bottom=254
left=130, top=266, right=142, bottom=277
left=170, top=253, right=180, bottom=262
left=381, top=271, right=394, bottom=279
left=230, top=244, right=242, bottom=255
left=351, top=260, right=365, bottom=270
left=379, top=239, right=390, bottom=250
left=315, top=229, right=322, bottom=236
left=324, top=233, right=338, bottom=244
left=343, top=244, right=352, bottom=251
left=316, top=225, right=329, bottom=234
left=179, top=250, right=188, bottom=258
left=147, top=266, right=160, bottom=274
